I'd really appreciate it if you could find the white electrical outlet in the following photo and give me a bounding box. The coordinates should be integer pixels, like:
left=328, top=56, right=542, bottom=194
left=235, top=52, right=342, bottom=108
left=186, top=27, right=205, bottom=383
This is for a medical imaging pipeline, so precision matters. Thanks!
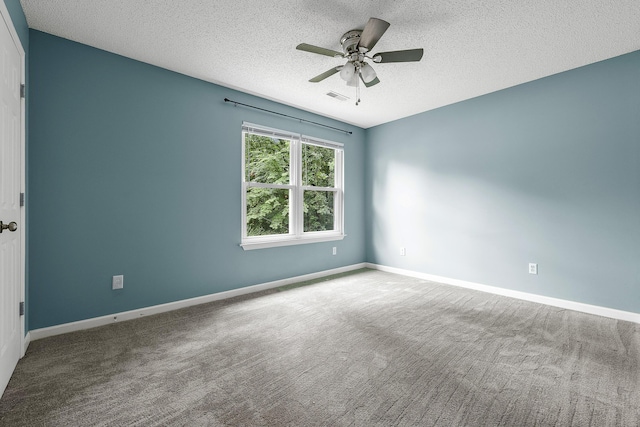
left=332, top=247, right=337, bottom=255
left=528, top=263, right=538, bottom=275
left=112, top=275, right=124, bottom=290
left=400, top=247, right=406, bottom=256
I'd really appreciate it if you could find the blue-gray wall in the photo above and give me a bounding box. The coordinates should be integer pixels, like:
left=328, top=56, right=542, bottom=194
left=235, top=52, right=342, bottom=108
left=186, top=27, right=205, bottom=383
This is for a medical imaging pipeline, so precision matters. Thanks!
left=366, top=50, right=640, bottom=313
left=21, top=16, right=640, bottom=329
left=28, top=30, right=366, bottom=329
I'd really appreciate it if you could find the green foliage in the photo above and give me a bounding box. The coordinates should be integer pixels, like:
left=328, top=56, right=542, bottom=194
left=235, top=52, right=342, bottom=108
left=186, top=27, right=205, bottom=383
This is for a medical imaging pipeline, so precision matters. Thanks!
left=303, top=144, right=335, bottom=187
left=302, top=144, right=335, bottom=232
left=245, top=135, right=289, bottom=184
left=245, top=135, right=290, bottom=236
left=245, top=134, right=336, bottom=236
left=246, top=187, right=289, bottom=236
left=304, top=190, right=334, bottom=232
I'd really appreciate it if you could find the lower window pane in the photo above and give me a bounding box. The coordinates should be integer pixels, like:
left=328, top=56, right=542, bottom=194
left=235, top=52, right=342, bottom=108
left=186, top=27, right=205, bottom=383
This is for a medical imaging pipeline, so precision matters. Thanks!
left=304, top=191, right=334, bottom=232
left=246, top=187, right=290, bottom=236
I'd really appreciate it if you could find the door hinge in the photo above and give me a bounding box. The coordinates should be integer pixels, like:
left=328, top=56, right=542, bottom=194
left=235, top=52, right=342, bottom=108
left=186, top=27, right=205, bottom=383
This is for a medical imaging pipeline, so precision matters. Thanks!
left=19, top=301, right=25, bottom=316
left=20, top=84, right=25, bottom=99
left=20, top=192, right=25, bottom=207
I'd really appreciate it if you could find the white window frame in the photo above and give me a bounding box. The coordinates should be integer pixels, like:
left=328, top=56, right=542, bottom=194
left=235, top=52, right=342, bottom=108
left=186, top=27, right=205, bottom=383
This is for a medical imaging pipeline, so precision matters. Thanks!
left=241, top=122, right=345, bottom=250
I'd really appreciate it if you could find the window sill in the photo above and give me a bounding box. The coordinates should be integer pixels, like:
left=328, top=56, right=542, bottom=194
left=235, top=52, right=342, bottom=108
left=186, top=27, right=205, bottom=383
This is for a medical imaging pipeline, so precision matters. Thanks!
left=240, top=234, right=345, bottom=251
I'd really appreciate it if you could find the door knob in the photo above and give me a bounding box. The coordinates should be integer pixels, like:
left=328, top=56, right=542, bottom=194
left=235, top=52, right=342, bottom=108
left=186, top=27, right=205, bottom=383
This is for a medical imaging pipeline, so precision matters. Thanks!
left=0, top=221, right=18, bottom=233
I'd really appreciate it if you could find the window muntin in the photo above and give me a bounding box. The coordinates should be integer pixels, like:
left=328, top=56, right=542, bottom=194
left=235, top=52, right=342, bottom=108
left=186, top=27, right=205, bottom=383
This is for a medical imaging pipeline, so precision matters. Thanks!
left=241, top=123, right=344, bottom=249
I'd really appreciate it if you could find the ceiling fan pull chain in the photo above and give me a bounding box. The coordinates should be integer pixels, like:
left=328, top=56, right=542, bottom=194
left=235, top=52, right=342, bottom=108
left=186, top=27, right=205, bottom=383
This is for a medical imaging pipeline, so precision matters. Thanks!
left=356, top=72, right=361, bottom=106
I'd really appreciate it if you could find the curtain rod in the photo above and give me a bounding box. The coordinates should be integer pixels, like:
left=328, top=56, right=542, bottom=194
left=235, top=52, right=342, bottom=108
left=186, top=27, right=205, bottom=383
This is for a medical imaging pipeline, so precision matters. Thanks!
left=224, top=98, right=352, bottom=135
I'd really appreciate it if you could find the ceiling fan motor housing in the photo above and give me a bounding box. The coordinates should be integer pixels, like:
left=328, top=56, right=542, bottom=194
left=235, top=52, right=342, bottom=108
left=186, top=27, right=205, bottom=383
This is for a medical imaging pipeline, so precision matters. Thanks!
left=340, top=30, right=363, bottom=54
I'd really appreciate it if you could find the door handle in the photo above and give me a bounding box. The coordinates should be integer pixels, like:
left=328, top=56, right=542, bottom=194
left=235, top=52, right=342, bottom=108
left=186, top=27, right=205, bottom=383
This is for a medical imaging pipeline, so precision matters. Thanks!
left=0, top=221, right=18, bottom=233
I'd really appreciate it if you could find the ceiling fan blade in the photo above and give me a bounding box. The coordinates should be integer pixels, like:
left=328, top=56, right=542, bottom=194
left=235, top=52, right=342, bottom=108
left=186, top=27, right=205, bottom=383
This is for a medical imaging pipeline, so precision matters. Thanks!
left=296, top=43, right=343, bottom=58
left=309, top=67, right=341, bottom=83
left=358, top=18, right=390, bottom=52
left=373, top=48, right=424, bottom=63
left=361, top=75, right=380, bottom=88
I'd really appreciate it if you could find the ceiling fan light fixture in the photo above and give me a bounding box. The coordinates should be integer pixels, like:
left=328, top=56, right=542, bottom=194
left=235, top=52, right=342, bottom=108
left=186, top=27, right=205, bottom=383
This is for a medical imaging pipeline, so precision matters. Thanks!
left=296, top=17, right=424, bottom=105
left=339, top=62, right=355, bottom=81
left=360, top=63, right=377, bottom=83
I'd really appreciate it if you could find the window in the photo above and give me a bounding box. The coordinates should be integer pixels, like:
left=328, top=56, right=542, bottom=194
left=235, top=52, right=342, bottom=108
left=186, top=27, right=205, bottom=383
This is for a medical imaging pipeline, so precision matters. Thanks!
left=241, top=123, right=344, bottom=250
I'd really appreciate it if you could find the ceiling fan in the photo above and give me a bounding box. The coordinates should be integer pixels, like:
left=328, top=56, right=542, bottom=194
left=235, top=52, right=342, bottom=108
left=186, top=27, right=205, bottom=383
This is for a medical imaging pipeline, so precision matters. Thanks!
left=296, top=18, right=424, bottom=105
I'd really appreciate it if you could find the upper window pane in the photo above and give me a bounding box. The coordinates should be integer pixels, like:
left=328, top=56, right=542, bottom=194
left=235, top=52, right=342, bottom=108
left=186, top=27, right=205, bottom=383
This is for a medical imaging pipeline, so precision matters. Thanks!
left=302, top=144, right=335, bottom=187
left=245, top=134, right=290, bottom=184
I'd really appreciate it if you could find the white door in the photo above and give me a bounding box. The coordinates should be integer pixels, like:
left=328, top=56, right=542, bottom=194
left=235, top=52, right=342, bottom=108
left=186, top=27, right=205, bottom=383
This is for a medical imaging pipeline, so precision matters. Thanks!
left=0, top=5, right=24, bottom=397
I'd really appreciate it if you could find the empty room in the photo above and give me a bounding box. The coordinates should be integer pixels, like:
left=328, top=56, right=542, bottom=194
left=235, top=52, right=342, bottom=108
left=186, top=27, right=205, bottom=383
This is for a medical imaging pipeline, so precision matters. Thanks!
left=1, top=0, right=639, bottom=425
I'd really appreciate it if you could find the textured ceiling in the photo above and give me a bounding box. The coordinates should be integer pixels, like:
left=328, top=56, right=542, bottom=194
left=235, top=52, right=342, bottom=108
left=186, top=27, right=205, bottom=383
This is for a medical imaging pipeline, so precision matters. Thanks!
left=20, top=0, right=640, bottom=128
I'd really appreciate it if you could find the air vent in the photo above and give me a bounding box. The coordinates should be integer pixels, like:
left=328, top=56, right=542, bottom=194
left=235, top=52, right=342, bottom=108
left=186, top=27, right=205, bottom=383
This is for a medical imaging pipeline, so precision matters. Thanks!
left=326, top=91, right=349, bottom=101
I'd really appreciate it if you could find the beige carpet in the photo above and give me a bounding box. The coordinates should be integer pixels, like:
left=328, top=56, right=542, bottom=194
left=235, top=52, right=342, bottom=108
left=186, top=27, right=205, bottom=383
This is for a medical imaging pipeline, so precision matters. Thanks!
left=1, top=269, right=639, bottom=426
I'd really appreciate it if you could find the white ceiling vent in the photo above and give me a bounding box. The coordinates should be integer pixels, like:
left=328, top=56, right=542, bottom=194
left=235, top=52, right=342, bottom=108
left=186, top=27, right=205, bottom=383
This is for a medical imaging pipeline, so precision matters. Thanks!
left=326, top=91, right=349, bottom=101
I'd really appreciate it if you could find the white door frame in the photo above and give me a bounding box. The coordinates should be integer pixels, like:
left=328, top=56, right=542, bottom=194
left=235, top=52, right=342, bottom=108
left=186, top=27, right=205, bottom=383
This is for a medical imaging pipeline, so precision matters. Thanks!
left=0, top=1, right=27, bottom=357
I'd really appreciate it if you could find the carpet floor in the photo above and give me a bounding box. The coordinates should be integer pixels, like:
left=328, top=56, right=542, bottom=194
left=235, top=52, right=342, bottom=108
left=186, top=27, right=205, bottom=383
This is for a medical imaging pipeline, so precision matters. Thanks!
left=1, top=269, right=639, bottom=426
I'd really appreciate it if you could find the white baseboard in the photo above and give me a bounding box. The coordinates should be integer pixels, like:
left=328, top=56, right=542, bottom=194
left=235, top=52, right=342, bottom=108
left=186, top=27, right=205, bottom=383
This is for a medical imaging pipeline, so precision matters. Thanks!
left=30, top=263, right=367, bottom=341
left=30, top=262, right=638, bottom=341
left=366, top=263, right=640, bottom=324
left=22, top=332, right=31, bottom=357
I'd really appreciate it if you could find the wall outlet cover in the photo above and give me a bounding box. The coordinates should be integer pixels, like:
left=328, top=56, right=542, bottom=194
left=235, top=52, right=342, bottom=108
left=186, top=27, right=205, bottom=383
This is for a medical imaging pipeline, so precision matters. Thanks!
left=112, top=275, right=124, bottom=290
